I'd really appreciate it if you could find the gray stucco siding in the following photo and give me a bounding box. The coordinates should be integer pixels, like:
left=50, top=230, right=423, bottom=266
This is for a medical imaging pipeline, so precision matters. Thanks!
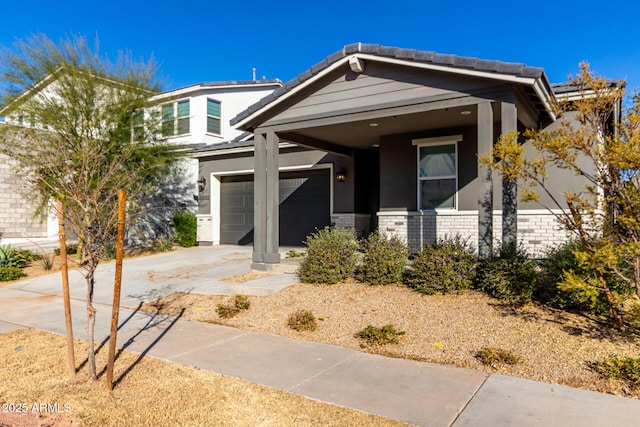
left=197, top=147, right=355, bottom=215
left=517, top=111, right=596, bottom=211
left=378, top=126, right=480, bottom=212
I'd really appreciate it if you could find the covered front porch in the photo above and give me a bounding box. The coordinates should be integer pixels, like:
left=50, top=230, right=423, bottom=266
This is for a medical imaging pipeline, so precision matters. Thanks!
left=230, top=44, right=556, bottom=267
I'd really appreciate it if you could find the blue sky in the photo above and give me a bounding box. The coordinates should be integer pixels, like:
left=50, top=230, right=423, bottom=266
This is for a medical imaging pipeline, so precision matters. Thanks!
left=2, top=0, right=640, bottom=96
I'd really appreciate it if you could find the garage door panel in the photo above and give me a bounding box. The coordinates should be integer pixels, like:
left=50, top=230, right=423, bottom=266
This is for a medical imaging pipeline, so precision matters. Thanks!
left=220, top=170, right=330, bottom=246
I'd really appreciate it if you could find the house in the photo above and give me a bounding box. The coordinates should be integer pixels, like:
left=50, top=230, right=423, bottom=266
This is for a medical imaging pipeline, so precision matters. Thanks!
left=0, top=76, right=282, bottom=242
left=194, top=43, right=616, bottom=267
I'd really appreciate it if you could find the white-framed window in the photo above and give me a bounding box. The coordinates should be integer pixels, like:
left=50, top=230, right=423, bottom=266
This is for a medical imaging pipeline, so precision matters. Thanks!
left=413, top=135, right=462, bottom=210
left=161, top=99, right=190, bottom=137
left=206, top=98, right=221, bottom=135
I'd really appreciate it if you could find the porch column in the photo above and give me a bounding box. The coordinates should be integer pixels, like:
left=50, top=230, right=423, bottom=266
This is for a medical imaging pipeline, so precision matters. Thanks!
left=265, top=130, right=280, bottom=263
left=477, top=102, right=493, bottom=258
left=252, top=132, right=267, bottom=263
left=501, top=101, right=518, bottom=252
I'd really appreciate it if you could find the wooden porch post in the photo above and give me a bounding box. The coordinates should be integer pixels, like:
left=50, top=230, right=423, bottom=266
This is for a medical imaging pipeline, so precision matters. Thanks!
left=477, top=102, right=494, bottom=258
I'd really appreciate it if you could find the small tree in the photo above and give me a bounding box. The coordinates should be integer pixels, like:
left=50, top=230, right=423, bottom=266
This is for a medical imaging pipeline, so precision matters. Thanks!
left=484, top=64, right=639, bottom=327
left=0, top=34, right=180, bottom=378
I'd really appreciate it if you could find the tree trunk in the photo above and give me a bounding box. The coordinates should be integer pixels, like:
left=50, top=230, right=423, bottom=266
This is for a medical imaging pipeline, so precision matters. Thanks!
left=85, top=265, right=97, bottom=379
left=595, top=268, right=625, bottom=330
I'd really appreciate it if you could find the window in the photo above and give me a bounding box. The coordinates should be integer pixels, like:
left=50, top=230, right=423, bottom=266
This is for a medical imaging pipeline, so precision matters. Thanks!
left=161, top=99, right=190, bottom=137
left=132, top=110, right=144, bottom=141
left=207, top=98, right=221, bottom=135
left=413, top=136, right=461, bottom=210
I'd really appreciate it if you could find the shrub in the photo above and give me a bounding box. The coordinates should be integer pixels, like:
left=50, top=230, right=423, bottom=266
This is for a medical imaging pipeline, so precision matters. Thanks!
left=356, top=230, right=408, bottom=285
left=54, top=243, right=78, bottom=256
left=155, top=237, right=175, bottom=252
left=475, top=244, right=537, bottom=305
left=0, top=245, right=28, bottom=268
left=287, top=310, right=317, bottom=332
left=39, top=252, right=55, bottom=271
left=173, top=211, right=197, bottom=248
left=475, top=347, right=522, bottom=366
left=0, top=266, right=26, bottom=281
left=406, top=235, right=477, bottom=294
left=286, top=249, right=304, bottom=258
left=594, top=354, right=640, bottom=387
left=537, top=239, right=633, bottom=314
left=297, top=227, right=358, bottom=284
left=216, top=295, right=251, bottom=319
left=354, top=324, right=405, bottom=347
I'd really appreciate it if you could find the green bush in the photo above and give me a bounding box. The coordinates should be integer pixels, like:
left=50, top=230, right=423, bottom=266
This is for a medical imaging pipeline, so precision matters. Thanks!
left=356, top=230, right=408, bottom=285
left=0, top=266, right=26, bottom=281
left=406, top=235, right=477, bottom=294
left=287, top=310, right=317, bottom=332
left=54, top=243, right=78, bottom=256
left=594, top=354, right=640, bottom=387
left=354, top=324, right=406, bottom=347
left=475, top=244, right=537, bottom=305
left=154, top=237, right=175, bottom=252
left=537, top=239, right=633, bottom=314
left=173, top=211, right=197, bottom=248
left=298, top=227, right=358, bottom=284
left=0, top=245, right=29, bottom=268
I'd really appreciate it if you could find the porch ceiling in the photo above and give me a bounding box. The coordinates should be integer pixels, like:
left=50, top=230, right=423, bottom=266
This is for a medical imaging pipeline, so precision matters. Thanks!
left=277, top=104, right=479, bottom=150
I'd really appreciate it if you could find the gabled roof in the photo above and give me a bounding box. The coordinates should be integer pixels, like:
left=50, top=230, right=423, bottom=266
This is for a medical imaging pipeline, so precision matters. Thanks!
left=232, top=43, right=556, bottom=129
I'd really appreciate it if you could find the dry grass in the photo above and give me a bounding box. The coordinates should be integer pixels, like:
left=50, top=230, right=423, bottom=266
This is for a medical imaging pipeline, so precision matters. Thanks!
left=141, top=280, right=640, bottom=399
left=0, top=329, right=407, bottom=426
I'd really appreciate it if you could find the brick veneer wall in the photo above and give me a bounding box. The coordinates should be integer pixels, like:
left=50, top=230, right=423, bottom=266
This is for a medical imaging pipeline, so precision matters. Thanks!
left=377, top=210, right=569, bottom=257
left=331, top=213, right=371, bottom=238
left=0, top=155, right=47, bottom=238
left=196, top=214, right=214, bottom=244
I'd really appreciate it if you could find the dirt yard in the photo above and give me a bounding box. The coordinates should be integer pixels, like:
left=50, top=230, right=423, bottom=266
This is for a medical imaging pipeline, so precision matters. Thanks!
left=141, top=279, right=640, bottom=399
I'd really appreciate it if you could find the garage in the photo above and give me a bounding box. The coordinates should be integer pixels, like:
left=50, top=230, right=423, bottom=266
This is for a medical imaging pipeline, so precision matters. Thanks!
left=220, top=169, right=331, bottom=246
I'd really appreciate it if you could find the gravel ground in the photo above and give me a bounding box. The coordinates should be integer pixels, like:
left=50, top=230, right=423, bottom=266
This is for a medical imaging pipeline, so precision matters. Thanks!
left=142, top=280, right=640, bottom=399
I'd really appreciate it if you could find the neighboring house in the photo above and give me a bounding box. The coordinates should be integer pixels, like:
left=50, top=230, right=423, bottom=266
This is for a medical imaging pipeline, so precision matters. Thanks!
left=194, top=43, right=620, bottom=267
left=0, top=77, right=282, bottom=242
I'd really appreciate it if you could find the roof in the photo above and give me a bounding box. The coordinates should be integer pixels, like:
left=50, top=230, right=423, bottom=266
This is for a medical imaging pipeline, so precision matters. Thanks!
left=231, top=43, right=553, bottom=127
left=152, top=79, right=283, bottom=101
left=551, top=79, right=625, bottom=95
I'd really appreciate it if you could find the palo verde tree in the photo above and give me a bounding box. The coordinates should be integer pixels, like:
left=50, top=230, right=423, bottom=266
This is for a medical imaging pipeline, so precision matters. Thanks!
left=0, top=33, right=180, bottom=378
left=484, top=64, right=640, bottom=328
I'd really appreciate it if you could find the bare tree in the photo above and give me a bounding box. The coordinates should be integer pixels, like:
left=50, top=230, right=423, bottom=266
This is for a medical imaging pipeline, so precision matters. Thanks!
left=0, top=33, right=180, bottom=378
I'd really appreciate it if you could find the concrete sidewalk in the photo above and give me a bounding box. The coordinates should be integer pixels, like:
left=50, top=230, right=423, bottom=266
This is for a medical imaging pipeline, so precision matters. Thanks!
left=2, top=245, right=640, bottom=426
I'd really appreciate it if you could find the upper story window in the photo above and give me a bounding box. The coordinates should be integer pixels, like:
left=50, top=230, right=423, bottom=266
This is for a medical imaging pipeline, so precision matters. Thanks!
left=162, top=99, right=190, bottom=137
left=207, top=98, right=221, bottom=135
left=413, top=135, right=461, bottom=210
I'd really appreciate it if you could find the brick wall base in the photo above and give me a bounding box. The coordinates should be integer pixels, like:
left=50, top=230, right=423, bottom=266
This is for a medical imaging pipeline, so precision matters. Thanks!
left=331, top=213, right=371, bottom=238
left=377, top=210, right=569, bottom=257
left=197, top=214, right=215, bottom=244
left=0, top=155, right=47, bottom=238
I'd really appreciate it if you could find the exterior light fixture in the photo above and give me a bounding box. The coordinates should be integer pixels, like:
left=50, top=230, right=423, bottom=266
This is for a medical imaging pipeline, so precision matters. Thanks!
left=460, top=110, right=471, bottom=115
left=336, top=169, right=347, bottom=183
left=197, top=176, right=206, bottom=192
left=369, top=122, right=379, bottom=127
